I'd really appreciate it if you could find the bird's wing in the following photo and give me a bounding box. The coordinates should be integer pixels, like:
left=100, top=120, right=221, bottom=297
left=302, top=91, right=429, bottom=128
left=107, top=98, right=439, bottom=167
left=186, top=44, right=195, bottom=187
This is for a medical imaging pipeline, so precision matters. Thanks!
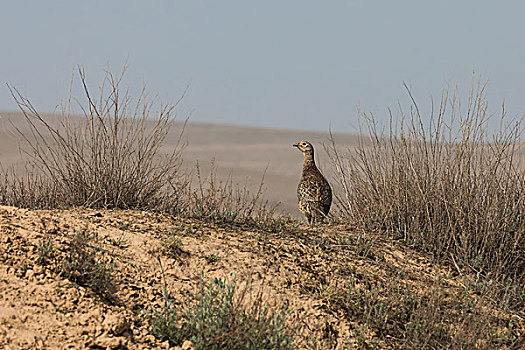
left=299, top=181, right=323, bottom=202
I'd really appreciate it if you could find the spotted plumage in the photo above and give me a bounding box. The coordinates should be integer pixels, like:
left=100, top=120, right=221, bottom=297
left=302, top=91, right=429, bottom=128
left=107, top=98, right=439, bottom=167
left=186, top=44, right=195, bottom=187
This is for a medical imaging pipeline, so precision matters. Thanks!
left=293, top=141, right=332, bottom=224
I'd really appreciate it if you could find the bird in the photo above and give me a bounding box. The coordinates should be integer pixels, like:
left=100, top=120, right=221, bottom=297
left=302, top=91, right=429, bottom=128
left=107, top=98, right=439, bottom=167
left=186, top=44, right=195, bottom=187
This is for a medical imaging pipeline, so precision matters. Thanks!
left=293, top=141, right=332, bottom=224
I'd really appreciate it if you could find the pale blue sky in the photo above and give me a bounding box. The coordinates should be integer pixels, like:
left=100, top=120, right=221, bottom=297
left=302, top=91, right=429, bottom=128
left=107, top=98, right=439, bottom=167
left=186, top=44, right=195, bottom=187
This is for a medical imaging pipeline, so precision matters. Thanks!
left=1, top=1, right=524, bottom=131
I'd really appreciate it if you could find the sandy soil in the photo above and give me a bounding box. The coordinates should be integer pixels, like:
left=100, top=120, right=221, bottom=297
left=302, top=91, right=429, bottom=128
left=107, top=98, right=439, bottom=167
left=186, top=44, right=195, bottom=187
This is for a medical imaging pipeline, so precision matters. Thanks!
left=1, top=206, right=522, bottom=349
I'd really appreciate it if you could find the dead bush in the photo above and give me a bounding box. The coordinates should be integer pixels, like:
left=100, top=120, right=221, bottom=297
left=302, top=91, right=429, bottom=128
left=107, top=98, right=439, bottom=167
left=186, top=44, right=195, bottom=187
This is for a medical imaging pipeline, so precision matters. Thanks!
left=327, top=78, right=525, bottom=311
left=5, top=66, right=187, bottom=209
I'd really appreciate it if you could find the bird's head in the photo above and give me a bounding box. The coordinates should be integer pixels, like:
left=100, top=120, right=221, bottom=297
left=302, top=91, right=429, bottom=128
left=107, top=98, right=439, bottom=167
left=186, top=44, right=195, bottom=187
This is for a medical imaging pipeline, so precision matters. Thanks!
left=293, top=141, right=314, bottom=155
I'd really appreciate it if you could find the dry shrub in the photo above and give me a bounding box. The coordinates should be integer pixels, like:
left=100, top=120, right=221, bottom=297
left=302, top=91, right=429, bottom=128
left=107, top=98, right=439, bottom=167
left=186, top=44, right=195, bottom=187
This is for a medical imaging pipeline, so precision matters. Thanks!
left=190, top=162, right=278, bottom=224
left=0, top=167, right=61, bottom=208
left=5, top=66, right=187, bottom=209
left=158, top=161, right=285, bottom=232
left=327, top=79, right=525, bottom=310
left=1, top=67, right=284, bottom=231
left=325, top=275, right=519, bottom=349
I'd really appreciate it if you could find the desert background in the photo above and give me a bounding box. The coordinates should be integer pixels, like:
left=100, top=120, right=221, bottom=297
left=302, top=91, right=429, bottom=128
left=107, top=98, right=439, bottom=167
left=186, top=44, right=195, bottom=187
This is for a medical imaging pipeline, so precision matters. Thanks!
left=0, top=110, right=358, bottom=218
left=0, top=104, right=523, bottom=349
left=1, top=1, right=525, bottom=349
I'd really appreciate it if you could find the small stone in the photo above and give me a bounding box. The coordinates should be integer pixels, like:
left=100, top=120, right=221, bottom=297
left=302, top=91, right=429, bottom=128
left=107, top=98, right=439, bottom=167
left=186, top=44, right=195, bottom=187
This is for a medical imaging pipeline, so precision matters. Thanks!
left=102, top=314, right=131, bottom=336
left=181, top=340, right=194, bottom=350
left=145, top=334, right=156, bottom=343
left=88, top=335, right=126, bottom=349
left=95, top=324, right=104, bottom=335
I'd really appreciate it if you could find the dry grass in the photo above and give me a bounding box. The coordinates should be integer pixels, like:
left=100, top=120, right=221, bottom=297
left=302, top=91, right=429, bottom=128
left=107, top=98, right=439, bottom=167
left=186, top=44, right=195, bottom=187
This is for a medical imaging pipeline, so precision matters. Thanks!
left=180, top=161, right=287, bottom=231
left=0, top=167, right=60, bottom=209
left=322, top=273, right=519, bottom=348
left=327, top=78, right=525, bottom=312
left=4, top=66, right=187, bottom=210
left=1, top=67, right=282, bottom=231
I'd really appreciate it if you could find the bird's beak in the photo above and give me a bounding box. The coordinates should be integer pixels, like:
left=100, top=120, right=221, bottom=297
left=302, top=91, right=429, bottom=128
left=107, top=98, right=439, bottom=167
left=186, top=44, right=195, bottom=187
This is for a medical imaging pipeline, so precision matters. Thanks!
left=293, top=143, right=299, bottom=148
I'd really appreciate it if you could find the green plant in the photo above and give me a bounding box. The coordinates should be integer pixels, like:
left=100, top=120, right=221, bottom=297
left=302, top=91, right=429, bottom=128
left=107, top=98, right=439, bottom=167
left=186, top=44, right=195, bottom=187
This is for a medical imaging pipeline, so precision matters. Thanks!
left=203, top=253, right=221, bottom=264
left=60, top=229, right=115, bottom=300
left=337, top=231, right=375, bottom=258
left=164, top=236, right=186, bottom=259
left=147, top=274, right=297, bottom=349
left=36, top=238, right=54, bottom=265
left=147, top=285, right=181, bottom=344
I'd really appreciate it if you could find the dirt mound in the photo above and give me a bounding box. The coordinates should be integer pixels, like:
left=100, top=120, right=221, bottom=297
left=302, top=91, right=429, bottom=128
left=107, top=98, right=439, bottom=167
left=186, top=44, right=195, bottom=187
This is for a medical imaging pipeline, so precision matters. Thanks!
left=0, top=206, right=523, bottom=349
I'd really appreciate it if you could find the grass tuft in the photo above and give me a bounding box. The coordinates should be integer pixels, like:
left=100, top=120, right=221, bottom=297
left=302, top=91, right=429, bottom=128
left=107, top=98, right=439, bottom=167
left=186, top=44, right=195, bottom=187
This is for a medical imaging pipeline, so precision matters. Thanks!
left=36, top=238, right=54, bottom=265
left=147, top=274, right=297, bottom=350
left=60, top=229, right=116, bottom=301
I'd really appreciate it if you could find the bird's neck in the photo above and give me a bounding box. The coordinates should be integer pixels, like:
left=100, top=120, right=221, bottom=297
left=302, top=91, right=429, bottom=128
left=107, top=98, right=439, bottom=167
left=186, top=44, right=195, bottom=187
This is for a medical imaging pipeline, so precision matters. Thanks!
left=302, top=152, right=317, bottom=172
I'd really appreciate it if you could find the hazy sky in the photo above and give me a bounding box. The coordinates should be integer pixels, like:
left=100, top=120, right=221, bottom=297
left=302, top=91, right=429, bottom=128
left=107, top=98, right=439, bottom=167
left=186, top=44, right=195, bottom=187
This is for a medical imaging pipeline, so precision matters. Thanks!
left=1, top=1, right=524, bottom=131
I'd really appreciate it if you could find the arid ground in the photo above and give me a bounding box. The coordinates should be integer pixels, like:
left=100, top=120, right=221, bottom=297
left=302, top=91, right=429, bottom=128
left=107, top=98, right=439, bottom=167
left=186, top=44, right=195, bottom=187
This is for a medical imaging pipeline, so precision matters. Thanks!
left=2, top=206, right=523, bottom=349
left=0, top=112, right=523, bottom=349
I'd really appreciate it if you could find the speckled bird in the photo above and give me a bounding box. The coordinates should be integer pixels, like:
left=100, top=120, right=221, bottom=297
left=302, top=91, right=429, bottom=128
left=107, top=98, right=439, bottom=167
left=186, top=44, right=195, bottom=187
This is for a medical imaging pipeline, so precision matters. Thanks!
left=293, top=141, right=332, bottom=224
